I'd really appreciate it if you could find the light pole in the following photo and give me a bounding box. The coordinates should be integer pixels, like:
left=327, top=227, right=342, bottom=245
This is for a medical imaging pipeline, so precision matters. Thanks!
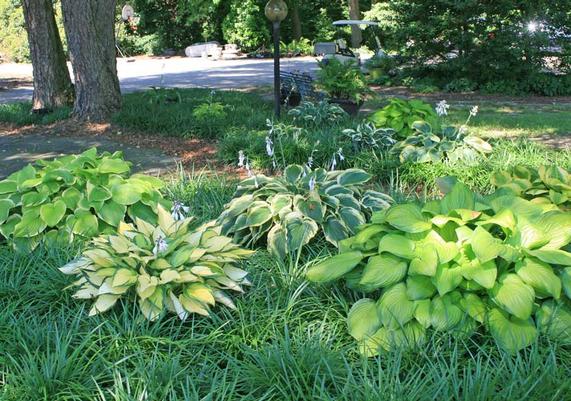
left=265, top=0, right=288, bottom=118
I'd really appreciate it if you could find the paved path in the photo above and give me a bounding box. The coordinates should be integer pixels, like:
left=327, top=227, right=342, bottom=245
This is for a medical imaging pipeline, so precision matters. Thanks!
left=0, top=133, right=180, bottom=179
left=0, top=56, right=319, bottom=103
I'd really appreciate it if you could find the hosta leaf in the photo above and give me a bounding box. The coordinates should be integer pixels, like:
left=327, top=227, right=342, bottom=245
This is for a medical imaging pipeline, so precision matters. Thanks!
left=461, top=293, right=486, bottom=323
left=414, top=299, right=432, bottom=328
left=97, top=201, right=127, bottom=227
left=62, top=187, right=82, bottom=209
left=246, top=205, right=273, bottom=227
left=337, top=169, right=371, bottom=186
left=285, top=213, right=319, bottom=252
left=295, top=197, right=324, bottom=223
left=322, top=217, right=348, bottom=245
left=339, top=207, right=366, bottom=233
left=87, top=183, right=112, bottom=203
left=430, top=294, right=464, bottom=331
left=0, top=214, right=21, bottom=237
left=73, top=211, right=99, bottom=237
left=0, top=199, right=14, bottom=224
left=562, top=267, right=571, bottom=299
left=284, top=165, right=304, bottom=184
left=472, top=226, right=504, bottom=263
left=111, top=183, right=142, bottom=205
left=459, top=260, right=497, bottom=289
left=378, top=283, right=415, bottom=329
left=13, top=213, right=47, bottom=238
left=112, top=269, right=138, bottom=287
left=385, top=203, right=432, bottom=233
left=491, top=274, right=535, bottom=320
left=406, top=275, right=436, bottom=300
left=515, top=258, right=561, bottom=299
left=488, top=308, right=537, bottom=353
left=89, top=295, right=120, bottom=316
left=434, top=263, right=464, bottom=295
left=536, top=301, right=571, bottom=344
left=440, top=182, right=475, bottom=213
left=180, top=294, right=210, bottom=316
left=527, top=249, right=571, bottom=266
left=359, top=254, right=408, bottom=290
left=306, top=251, right=363, bottom=283
left=360, top=322, right=425, bottom=355
left=267, top=225, right=287, bottom=259
left=408, top=243, right=439, bottom=277
left=378, top=234, right=415, bottom=259
left=98, top=158, right=131, bottom=174
left=185, top=283, right=215, bottom=306
left=0, top=180, right=17, bottom=194
left=39, top=200, right=67, bottom=227
left=347, top=298, right=382, bottom=341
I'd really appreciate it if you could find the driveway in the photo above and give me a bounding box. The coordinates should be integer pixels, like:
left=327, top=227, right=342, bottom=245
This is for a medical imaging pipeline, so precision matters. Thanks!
left=0, top=56, right=319, bottom=103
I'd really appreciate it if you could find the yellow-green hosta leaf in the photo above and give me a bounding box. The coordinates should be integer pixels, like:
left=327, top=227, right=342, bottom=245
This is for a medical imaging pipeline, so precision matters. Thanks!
left=112, top=268, right=138, bottom=287
left=0, top=180, right=17, bottom=194
left=306, top=251, right=363, bottom=283
left=378, top=283, right=415, bottom=329
left=97, top=201, right=126, bottom=227
left=72, top=211, right=99, bottom=237
left=111, top=183, right=142, bottom=205
left=60, top=257, right=92, bottom=275
left=408, top=243, right=439, bottom=277
left=137, top=275, right=158, bottom=300
left=160, top=269, right=181, bottom=284
left=39, top=200, right=67, bottom=227
left=406, top=275, right=436, bottom=300
left=434, top=263, right=464, bottom=296
left=13, top=213, right=47, bottom=238
left=461, top=293, right=486, bottom=323
left=223, top=266, right=248, bottom=281
left=488, top=308, right=537, bottom=353
left=98, top=158, right=131, bottom=174
left=0, top=214, right=21, bottom=237
left=89, top=294, right=120, bottom=316
left=0, top=199, right=14, bottom=224
left=459, top=260, right=497, bottom=289
left=139, top=298, right=162, bottom=321
left=516, top=258, right=561, bottom=299
left=378, top=234, right=415, bottom=259
left=384, top=203, right=432, bottom=234
left=491, top=274, right=535, bottom=320
left=180, top=294, right=209, bottom=316
left=430, top=294, right=464, bottom=331
left=414, top=299, right=432, bottom=328
left=471, top=226, right=504, bottom=263
left=359, top=321, right=426, bottom=355
left=359, top=254, right=408, bottom=290
left=536, top=301, right=571, bottom=345
left=246, top=205, right=273, bottom=227
left=527, top=249, right=571, bottom=266
left=440, top=182, right=475, bottom=213
left=562, top=267, right=571, bottom=299
left=347, top=298, right=382, bottom=341
left=185, top=283, right=215, bottom=306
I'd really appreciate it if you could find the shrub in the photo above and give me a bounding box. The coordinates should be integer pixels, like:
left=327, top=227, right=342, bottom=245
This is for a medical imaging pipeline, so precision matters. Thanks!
left=369, top=99, right=439, bottom=138
left=0, top=149, right=170, bottom=251
left=217, top=165, right=392, bottom=259
left=392, top=121, right=492, bottom=165
left=307, top=181, right=571, bottom=355
left=342, top=123, right=396, bottom=152
left=492, top=165, right=571, bottom=209
left=288, top=101, right=348, bottom=128
left=316, top=59, right=371, bottom=103
left=59, top=205, right=253, bottom=320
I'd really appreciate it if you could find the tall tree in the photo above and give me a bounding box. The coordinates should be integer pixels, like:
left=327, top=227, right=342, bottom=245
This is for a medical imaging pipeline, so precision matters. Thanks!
left=289, top=0, right=302, bottom=40
left=60, top=0, right=121, bottom=121
left=348, top=0, right=362, bottom=47
left=21, top=0, right=73, bottom=112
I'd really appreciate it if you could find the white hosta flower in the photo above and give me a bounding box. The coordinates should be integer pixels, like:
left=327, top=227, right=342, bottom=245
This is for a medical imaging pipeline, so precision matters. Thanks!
left=306, top=156, right=314, bottom=169
left=265, top=136, right=274, bottom=157
left=470, top=105, right=479, bottom=117
left=337, top=148, right=345, bottom=161
left=308, top=176, right=316, bottom=191
left=436, top=100, right=450, bottom=116
left=171, top=201, right=190, bottom=221
left=330, top=154, right=337, bottom=171
left=238, top=150, right=245, bottom=167
left=153, top=236, right=168, bottom=256
left=459, top=125, right=468, bottom=135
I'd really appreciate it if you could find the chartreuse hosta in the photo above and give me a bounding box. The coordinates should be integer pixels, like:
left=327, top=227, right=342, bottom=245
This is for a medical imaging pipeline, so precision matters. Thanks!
left=60, top=205, right=253, bottom=320
left=0, top=148, right=171, bottom=251
left=492, top=165, right=571, bottom=210
left=217, top=165, right=392, bottom=259
left=307, top=181, right=571, bottom=355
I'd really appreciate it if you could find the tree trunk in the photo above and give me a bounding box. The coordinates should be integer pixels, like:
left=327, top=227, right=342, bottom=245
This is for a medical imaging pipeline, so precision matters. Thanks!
left=291, top=2, right=302, bottom=41
left=348, top=0, right=362, bottom=48
left=21, top=0, right=74, bottom=112
left=60, top=0, right=121, bottom=121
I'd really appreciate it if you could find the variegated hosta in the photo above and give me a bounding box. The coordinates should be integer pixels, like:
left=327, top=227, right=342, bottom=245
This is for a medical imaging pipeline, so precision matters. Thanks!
left=60, top=206, right=253, bottom=321
left=307, top=181, right=571, bottom=355
left=217, top=165, right=392, bottom=259
left=492, top=165, right=571, bottom=210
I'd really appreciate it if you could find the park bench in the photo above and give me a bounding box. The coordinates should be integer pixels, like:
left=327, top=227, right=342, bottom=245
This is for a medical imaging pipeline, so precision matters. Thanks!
left=280, top=70, right=325, bottom=106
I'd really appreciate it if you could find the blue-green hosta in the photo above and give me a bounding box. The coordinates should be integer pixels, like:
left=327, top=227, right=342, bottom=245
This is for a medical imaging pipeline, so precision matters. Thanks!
left=60, top=205, right=253, bottom=320
left=392, top=121, right=492, bottom=165
left=0, top=149, right=171, bottom=250
left=492, top=165, right=571, bottom=209
left=217, top=165, right=392, bottom=259
left=307, top=181, right=571, bottom=354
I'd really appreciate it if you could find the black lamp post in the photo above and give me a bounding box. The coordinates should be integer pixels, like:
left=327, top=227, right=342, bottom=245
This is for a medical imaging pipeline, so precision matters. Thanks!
left=265, top=0, right=288, bottom=118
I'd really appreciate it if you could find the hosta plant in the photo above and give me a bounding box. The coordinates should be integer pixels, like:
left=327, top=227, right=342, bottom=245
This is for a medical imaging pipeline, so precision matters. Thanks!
left=342, top=123, right=396, bottom=152
left=492, top=165, right=571, bottom=210
left=392, top=121, right=492, bottom=165
left=60, top=205, right=253, bottom=320
left=307, top=181, right=571, bottom=355
left=369, top=98, right=439, bottom=138
left=288, top=101, right=348, bottom=127
left=217, top=165, right=392, bottom=259
left=0, top=148, right=171, bottom=251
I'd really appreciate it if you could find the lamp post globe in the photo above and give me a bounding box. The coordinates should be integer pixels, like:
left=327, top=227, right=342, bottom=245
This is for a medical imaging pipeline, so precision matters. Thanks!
left=265, top=0, right=288, bottom=117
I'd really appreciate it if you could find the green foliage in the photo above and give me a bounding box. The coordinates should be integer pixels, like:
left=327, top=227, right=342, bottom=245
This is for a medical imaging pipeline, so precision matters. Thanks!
left=288, top=101, right=348, bottom=128
left=307, top=181, right=571, bottom=355
left=0, top=149, right=170, bottom=251
left=369, top=99, right=439, bottom=138
left=59, top=206, right=253, bottom=320
left=392, top=121, right=492, bottom=165
left=0, top=102, right=71, bottom=126
left=191, top=98, right=228, bottom=138
left=342, top=123, right=396, bottom=152
left=444, top=78, right=478, bottom=93
left=316, top=59, right=371, bottom=103
left=217, top=165, right=392, bottom=259
left=222, top=0, right=270, bottom=51
left=279, top=38, right=314, bottom=57
left=492, top=165, right=571, bottom=209
left=0, top=0, right=28, bottom=62
left=143, top=87, right=182, bottom=105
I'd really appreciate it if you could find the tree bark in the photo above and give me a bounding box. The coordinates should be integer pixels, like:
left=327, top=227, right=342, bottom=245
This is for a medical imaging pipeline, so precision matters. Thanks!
left=291, top=1, right=302, bottom=40
left=21, top=0, right=74, bottom=112
left=348, top=0, right=362, bottom=48
left=60, top=0, right=121, bottom=121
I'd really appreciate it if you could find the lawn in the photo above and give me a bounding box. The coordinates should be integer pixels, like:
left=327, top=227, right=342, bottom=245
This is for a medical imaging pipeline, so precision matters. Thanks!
left=1, top=90, right=571, bottom=401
